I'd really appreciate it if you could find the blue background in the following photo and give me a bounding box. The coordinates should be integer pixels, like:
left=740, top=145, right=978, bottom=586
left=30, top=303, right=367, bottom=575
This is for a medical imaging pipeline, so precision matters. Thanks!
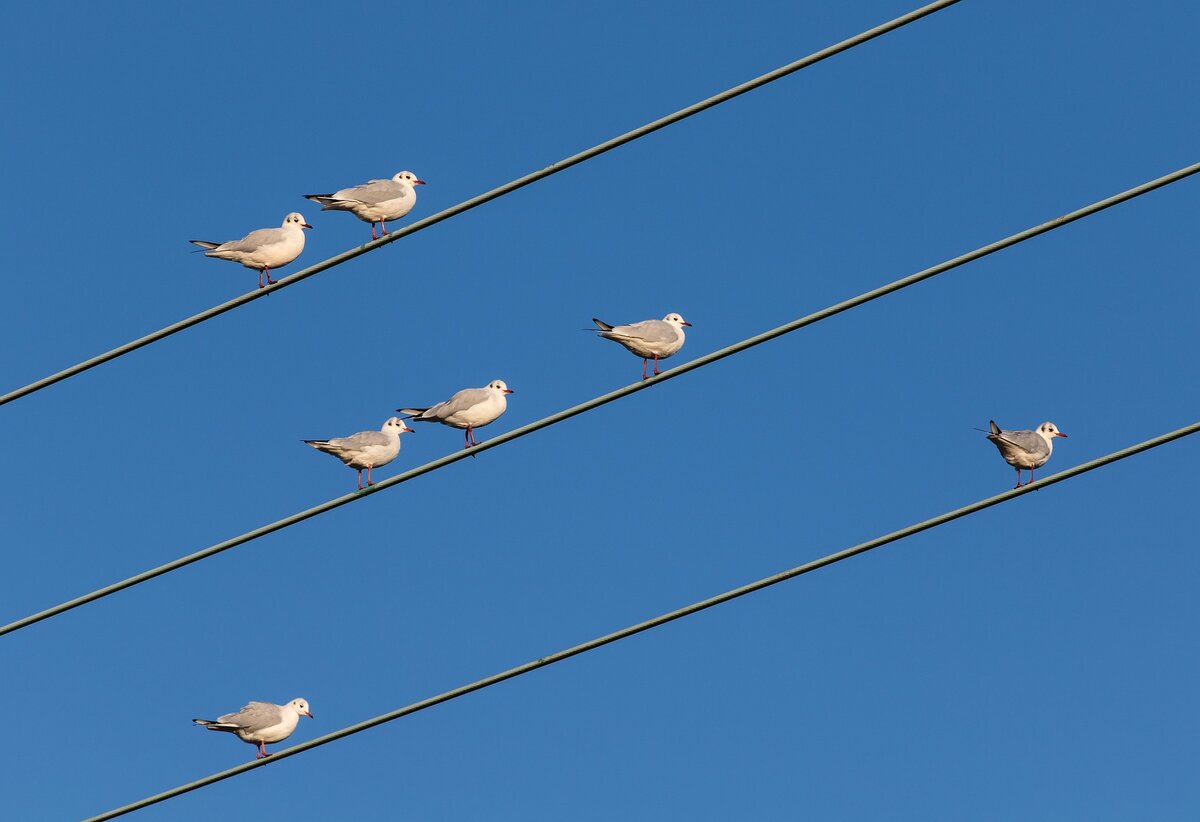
left=2, top=1, right=1197, bottom=819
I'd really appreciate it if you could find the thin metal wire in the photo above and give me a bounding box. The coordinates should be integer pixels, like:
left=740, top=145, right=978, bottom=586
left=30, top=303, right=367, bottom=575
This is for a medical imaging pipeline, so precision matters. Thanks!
left=4, top=159, right=1198, bottom=639
left=84, top=419, right=1200, bottom=821
left=0, top=0, right=964, bottom=409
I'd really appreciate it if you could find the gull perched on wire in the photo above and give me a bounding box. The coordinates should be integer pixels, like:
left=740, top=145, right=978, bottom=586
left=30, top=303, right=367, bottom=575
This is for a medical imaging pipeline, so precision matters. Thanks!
left=592, top=313, right=691, bottom=380
left=398, top=380, right=513, bottom=449
left=305, top=171, right=425, bottom=240
left=304, top=417, right=415, bottom=490
left=193, top=698, right=313, bottom=760
left=189, top=212, right=312, bottom=289
left=986, top=420, right=1068, bottom=488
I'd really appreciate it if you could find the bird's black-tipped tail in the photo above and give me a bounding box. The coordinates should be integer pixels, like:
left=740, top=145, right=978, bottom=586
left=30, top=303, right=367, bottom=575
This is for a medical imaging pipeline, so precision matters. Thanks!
left=396, top=408, right=428, bottom=418
left=988, top=420, right=1001, bottom=436
left=304, top=194, right=335, bottom=208
left=303, top=439, right=330, bottom=447
left=189, top=240, right=221, bottom=250
left=592, top=318, right=614, bottom=331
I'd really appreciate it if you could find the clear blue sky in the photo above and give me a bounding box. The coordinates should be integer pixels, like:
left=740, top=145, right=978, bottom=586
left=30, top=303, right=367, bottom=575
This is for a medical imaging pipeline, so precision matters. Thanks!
left=2, top=1, right=1198, bottom=819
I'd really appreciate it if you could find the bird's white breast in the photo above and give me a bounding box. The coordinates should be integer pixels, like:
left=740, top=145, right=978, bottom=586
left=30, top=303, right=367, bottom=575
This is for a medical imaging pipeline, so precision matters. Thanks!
left=447, top=393, right=506, bottom=427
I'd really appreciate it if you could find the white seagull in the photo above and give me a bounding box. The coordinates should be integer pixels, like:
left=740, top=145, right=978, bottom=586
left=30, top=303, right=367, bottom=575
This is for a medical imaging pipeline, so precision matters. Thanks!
left=398, top=380, right=513, bottom=449
left=190, top=212, right=312, bottom=288
left=304, top=416, right=415, bottom=490
left=986, top=420, right=1068, bottom=488
left=305, top=171, right=425, bottom=240
left=193, top=698, right=313, bottom=760
left=592, top=313, right=691, bottom=380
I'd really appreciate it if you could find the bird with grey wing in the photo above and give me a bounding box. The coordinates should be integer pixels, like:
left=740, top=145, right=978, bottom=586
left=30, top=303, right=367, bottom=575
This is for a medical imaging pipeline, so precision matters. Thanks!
left=189, top=212, right=312, bottom=289
left=592, top=313, right=690, bottom=380
left=986, top=420, right=1068, bottom=488
left=193, top=698, right=313, bottom=760
left=304, top=417, right=415, bottom=490
left=305, top=170, right=425, bottom=240
left=398, top=380, right=513, bottom=449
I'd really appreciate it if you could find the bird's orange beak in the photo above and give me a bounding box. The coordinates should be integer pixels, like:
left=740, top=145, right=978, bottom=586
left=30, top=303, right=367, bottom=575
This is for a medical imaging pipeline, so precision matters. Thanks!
left=304, top=710, right=313, bottom=718
left=302, top=223, right=313, bottom=229
left=504, top=388, right=514, bottom=394
left=682, top=321, right=693, bottom=327
left=414, top=179, right=427, bottom=185
left=403, top=424, right=415, bottom=433
left=1055, top=432, right=1068, bottom=438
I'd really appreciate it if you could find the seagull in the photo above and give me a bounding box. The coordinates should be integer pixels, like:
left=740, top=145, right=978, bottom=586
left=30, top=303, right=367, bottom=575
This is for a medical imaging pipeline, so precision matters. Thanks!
left=193, top=698, right=313, bottom=760
left=592, top=313, right=691, bottom=380
left=398, top=380, right=513, bottom=449
left=190, top=212, right=312, bottom=288
left=304, top=417, right=415, bottom=490
left=305, top=171, right=425, bottom=240
left=986, top=420, right=1068, bottom=488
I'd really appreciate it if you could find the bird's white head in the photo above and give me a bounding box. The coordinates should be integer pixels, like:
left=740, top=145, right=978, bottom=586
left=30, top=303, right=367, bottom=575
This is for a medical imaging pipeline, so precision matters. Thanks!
left=393, top=170, right=426, bottom=187
left=663, top=313, right=692, bottom=328
left=1038, top=422, right=1067, bottom=439
left=488, top=380, right=514, bottom=395
left=288, top=698, right=314, bottom=719
left=283, top=212, right=314, bottom=230
left=383, top=416, right=416, bottom=434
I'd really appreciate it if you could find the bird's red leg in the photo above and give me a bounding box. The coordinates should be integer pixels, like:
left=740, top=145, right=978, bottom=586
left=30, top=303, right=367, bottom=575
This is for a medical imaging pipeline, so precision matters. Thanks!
left=382, top=220, right=389, bottom=235
left=265, top=266, right=276, bottom=285
left=371, top=224, right=378, bottom=241
left=652, top=355, right=661, bottom=376
left=357, top=470, right=363, bottom=491
left=641, top=359, right=649, bottom=380
left=258, top=270, right=265, bottom=289
left=367, top=465, right=374, bottom=486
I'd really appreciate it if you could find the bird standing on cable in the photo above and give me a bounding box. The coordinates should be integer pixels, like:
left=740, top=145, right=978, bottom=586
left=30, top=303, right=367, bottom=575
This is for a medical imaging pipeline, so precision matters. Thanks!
left=189, top=212, right=312, bottom=289
left=986, top=420, right=1068, bottom=488
left=193, top=698, right=313, bottom=760
left=398, top=380, right=513, bottom=449
left=305, top=171, right=425, bottom=240
left=304, top=417, right=415, bottom=490
left=592, top=313, right=691, bottom=380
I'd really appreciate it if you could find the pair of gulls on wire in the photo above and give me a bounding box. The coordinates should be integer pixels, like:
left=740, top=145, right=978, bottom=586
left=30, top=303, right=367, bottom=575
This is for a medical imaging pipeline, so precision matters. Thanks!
left=189, top=171, right=425, bottom=288
left=194, top=698, right=313, bottom=760
left=305, top=381, right=514, bottom=490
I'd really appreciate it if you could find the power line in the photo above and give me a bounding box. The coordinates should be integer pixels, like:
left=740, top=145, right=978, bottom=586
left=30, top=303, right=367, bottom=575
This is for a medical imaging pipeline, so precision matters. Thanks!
left=0, top=0, right=964, bottom=409
left=84, top=418, right=1200, bottom=821
left=4, top=159, right=1197, bottom=640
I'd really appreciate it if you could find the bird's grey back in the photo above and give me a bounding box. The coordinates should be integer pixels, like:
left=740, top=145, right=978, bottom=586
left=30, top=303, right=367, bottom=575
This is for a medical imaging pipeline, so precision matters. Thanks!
left=219, top=228, right=280, bottom=253
left=218, top=701, right=283, bottom=730
left=606, top=319, right=676, bottom=344
left=988, top=427, right=1049, bottom=457
left=331, top=430, right=393, bottom=448
left=427, top=388, right=490, bottom=418
left=338, top=179, right=408, bottom=205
